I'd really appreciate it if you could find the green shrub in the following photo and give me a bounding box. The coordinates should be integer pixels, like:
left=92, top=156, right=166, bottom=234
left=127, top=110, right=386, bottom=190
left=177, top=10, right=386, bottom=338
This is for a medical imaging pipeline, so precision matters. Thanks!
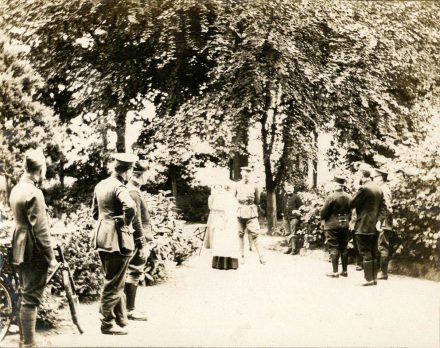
left=390, top=133, right=440, bottom=267
left=144, top=191, right=201, bottom=284
left=175, top=185, right=210, bottom=222
left=296, top=190, right=326, bottom=249
left=62, top=206, right=104, bottom=301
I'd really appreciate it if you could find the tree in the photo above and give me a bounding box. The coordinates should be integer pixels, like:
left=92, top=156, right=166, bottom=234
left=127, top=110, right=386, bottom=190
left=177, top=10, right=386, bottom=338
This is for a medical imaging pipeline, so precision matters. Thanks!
left=0, top=30, right=61, bottom=198
left=158, top=0, right=440, bottom=233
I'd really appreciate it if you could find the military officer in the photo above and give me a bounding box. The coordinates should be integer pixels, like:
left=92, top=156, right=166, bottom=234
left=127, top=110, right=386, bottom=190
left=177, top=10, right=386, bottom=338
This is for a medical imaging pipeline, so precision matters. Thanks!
left=320, top=176, right=352, bottom=278
left=281, top=182, right=303, bottom=255
left=374, top=168, right=393, bottom=280
left=124, top=160, right=153, bottom=321
left=92, top=153, right=138, bottom=335
left=350, top=168, right=384, bottom=286
left=236, top=167, right=266, bottom=264
left=9, top=149, right=58, bottom=347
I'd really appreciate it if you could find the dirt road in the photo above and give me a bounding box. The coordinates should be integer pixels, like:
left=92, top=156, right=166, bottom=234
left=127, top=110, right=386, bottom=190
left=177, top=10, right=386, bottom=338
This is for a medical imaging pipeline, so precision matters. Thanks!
left=3, top=236, right=439, bottom=347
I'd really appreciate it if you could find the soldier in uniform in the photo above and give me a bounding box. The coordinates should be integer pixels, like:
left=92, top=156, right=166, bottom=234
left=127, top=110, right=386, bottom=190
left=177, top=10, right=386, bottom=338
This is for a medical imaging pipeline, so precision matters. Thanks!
left=350, top=168, right=384, bottom=286
left=124, top=160, right=152, bottom=321
left=281, top=182, right=303, bottom=255
left=236, top=167, right=266, bottom=264
left=374, top=168, right=393, bottom=280
left=9, top=149, right=58, bottom=347
left=320, top=176, right=352, bottom=278
left=92, top=153, right=138, bottom=335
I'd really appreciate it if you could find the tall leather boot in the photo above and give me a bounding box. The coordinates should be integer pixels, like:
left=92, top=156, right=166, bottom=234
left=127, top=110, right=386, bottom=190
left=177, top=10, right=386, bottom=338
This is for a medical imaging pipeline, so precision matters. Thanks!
left=362, top=261, right=376, bottom=286
left=19, top=305, right=37, bottom=347
left=290, top=236, right=298, bottom=255
left=340, top=250, right=348, bottom=277
left=124, top=283, right=148, bottom=321
left=18, top=302, right=24, bottom=347
left=373, top=259, right=379, bottom=284
left=378, top=257, right=389, bottom=280
left=326, top=251, right=339, bottom=278
left=253, top=238, right=266, bottom=264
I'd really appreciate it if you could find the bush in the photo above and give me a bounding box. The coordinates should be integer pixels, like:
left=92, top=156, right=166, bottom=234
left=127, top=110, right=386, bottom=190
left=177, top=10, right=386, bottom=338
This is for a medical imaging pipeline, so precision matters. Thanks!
left=175, top=185, right=210, bottom=222
left=390, top=131, right=440, bottom=267
left=296, top=190, right=326, bottom=249
left=61, top=206, right=104, bottom=301
left=144, top=191, right=201, bottom=284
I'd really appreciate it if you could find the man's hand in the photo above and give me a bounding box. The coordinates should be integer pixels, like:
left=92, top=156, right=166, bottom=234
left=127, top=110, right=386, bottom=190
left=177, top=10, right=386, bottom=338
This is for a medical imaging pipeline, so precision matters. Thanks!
left=376, top=221, right=383, bottom=232
left=47, top=258, right=60, bottom=276
left=139, top=245, right=149, bottom=260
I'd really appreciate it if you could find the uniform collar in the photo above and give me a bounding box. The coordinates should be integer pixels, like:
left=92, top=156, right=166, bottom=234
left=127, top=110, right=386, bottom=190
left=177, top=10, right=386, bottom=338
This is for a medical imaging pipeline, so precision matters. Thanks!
left=129, top=178, right=141, bottom=188
left=111, top=173, right=127, bottom=185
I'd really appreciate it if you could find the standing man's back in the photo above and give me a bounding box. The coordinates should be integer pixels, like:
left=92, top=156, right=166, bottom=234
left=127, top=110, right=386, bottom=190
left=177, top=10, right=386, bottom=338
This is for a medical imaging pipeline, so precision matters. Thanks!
left=350, top=169, right=384, bottom=286
left=321, top=176, right=352, bottom=277
left=9, top=149, right=57, bottom=347
left=92, top=153, right=138, bottom=335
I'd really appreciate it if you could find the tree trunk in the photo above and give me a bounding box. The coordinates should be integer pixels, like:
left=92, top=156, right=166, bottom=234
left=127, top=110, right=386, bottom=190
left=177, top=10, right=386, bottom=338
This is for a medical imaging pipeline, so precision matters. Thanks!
left=312, top=130, right=318, bottom=188
left=115, top=111, right=126, bottom=152
left=59, top=159, right=65, bottom=189
left=169, top=165, right=178, bottom=198
left=266, top=188, right=277, bottom=234
left=4, top=176, right=11, bottom=206
left=229, top=152, right=248, bottom=181
left=231, top=153, right=241, bottom=181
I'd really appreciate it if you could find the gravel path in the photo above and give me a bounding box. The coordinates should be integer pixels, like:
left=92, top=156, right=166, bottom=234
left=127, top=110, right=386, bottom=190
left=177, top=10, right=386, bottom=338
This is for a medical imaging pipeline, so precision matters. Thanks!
left=2, top=236, right=439, bottom=347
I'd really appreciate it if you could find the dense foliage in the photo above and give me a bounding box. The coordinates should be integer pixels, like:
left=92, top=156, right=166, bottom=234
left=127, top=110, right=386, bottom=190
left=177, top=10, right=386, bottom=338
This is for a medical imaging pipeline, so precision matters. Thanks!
left=385, top=121, right=440, bottom=266
left=2, top=0, right=438, bottom=234
left=0, top=0, right=439, bottom=283
left=296, top=191, right=326, bottom=250
left=0, top=30, right=63, bottom=192
left=145, top=191, right=201, bottom=284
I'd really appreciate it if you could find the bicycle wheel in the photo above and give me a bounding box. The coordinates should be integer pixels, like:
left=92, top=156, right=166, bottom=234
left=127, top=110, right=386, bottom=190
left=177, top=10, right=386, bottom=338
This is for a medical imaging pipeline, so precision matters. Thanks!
left=0, top=281, right=13, bottom=342
left=61, top=269, right=84, bottom=334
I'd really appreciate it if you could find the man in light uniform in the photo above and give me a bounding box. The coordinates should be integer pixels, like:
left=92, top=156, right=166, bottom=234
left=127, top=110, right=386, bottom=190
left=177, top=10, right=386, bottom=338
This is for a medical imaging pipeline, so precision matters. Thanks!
left=92, top=153, right=138, bottom=335
left=236, top=167, right=266, bottom=264
left=10, top=149, right=58, bottom=347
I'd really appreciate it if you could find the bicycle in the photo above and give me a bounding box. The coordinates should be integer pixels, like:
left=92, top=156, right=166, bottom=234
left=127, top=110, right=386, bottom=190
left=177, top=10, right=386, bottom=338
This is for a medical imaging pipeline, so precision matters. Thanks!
left=0, top=242, right=84, bottom=342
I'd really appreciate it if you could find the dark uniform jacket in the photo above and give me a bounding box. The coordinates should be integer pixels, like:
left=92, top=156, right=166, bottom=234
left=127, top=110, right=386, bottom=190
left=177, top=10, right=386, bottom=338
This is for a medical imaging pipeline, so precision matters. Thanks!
left=282, top=193, right=303, bottom=220
left=127, top=181, right=153, bottom=243
left=320, top=190, right=351, bottom=230
left=350, top=180, right=384, bottom=235
left=9, top=175, right=54, bottom=265
left=92, top=174, right=136, bottom=253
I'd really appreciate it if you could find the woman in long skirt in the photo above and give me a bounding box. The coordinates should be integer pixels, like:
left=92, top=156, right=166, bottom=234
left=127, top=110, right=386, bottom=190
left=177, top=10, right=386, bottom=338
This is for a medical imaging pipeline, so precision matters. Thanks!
left=204, top=184, right=223, bottom=249
left=211, top=183, right=240, bottom=270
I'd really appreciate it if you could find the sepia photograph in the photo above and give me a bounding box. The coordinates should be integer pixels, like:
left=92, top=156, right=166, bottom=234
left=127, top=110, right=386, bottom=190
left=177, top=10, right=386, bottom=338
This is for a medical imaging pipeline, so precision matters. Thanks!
left=0, top=0, right=439, bottom=347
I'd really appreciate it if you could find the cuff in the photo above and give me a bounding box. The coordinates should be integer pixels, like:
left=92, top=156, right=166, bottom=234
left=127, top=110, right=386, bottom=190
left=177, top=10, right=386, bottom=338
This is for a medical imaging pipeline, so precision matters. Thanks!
left=43, top=246, right=55, bottom=263
left=135, top=237, right=146, bottom=249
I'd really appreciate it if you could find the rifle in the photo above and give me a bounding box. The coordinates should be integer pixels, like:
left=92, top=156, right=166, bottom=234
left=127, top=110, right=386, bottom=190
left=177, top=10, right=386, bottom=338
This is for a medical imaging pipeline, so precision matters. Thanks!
left=46, top=244, right=84, bottom=334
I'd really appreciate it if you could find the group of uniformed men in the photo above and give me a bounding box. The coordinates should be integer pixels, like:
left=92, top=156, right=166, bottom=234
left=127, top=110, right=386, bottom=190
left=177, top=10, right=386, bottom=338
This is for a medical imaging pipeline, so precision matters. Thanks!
left=9, top=148, right=394, bottom=346
left=9, top=151, right=154, bottom=346
left=320, top=166, right=393, bottom=286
